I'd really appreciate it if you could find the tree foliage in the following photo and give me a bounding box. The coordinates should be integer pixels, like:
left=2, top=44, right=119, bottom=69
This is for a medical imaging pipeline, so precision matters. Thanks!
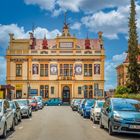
left=127, top=0, right=140, bottom=93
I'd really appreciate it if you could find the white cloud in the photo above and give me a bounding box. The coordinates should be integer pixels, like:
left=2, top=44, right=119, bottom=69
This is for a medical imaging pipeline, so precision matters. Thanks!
left=81, top=3, right=140, bottom=40
left=112, top=52, right=127, bottom=62
left=105, top=52, right=127, bottom=90
left=24, top=0, right=56, bottom=11
left=71, top=22, right=81, bottom=30
left=0, top=24, right=61, bottom=84
left=24, top=0, right=129, bottom=14
left=0, top=24, right=61, bottom=49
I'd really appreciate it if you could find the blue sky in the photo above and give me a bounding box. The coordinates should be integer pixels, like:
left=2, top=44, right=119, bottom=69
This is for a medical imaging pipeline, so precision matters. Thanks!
left=0, top=0, right=140, bottom=90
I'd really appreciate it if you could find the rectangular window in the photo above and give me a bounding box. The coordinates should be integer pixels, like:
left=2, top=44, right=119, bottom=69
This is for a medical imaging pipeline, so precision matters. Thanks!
left=60, top=64, right=73, bottom=76
left=84, top=64, right=92, bottom=77
left=51, top=87, right=54, bottom=94
left=94, top=83, right=99, bottom=96
left=78, top=87, right=82, bottom=94
left=40, top=64, right=48, bottom=77
left=16, top=64, right=22, bottom=77
left=40, top=85, right=49, bottom=98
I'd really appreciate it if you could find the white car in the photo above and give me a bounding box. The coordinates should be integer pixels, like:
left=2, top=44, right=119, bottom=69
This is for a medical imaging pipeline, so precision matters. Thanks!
left=90, top=100, right=105, bottom=124
left=0, top=99, right=15, bottom=138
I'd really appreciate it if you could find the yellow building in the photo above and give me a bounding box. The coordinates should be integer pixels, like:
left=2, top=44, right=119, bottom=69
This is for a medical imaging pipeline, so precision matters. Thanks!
left=116, top=45, right=140, bottom=86
left=6, top=22, right=105, bottom=103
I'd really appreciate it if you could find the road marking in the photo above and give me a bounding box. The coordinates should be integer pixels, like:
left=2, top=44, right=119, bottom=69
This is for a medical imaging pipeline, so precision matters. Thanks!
left=29, top=118, right=32, bottom=120
left=18, top=126, right=23, bottom=130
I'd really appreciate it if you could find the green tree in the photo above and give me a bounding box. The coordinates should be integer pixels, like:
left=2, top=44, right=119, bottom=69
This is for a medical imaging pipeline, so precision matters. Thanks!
left=115, top=86, right=131, bottom=95
left=127, top=0, right=140, bottom=93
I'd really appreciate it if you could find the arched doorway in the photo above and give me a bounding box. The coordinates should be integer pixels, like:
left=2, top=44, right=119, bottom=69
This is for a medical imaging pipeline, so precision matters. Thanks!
left=62, top=86, right=70, bottom=103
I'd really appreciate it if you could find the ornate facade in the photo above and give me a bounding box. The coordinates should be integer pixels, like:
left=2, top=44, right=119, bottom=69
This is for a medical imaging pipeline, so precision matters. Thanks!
left=116, top=45, right=140, bottom=86
left=6, top=22, right=105, bottom=102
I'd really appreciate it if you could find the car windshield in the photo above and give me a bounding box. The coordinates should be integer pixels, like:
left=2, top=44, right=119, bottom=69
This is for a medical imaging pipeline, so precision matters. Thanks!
left=85, top=100, right=95, bottom=107
left=30, top=100, right=36, bottom=103
left=97, top=101, right=104, bottom=108
left=113, top=99, right=140, bottom=112
left=16, top=100, right=28, bottom=106
left=0, top=102, right=2, bottom=112
left=9, top=102, right=15, bottom=109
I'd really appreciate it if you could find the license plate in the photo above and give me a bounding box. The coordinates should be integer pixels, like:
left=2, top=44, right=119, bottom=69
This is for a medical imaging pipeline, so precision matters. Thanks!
left=129, top=125, right=140, bottom=129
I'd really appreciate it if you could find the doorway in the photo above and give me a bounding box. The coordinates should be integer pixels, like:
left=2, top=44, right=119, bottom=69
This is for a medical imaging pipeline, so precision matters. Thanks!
left=62, top=86, right=70, bottom=103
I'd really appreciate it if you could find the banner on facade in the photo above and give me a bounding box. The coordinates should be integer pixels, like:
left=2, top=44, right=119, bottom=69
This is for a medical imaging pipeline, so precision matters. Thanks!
left=75, top=64, right=82, bottom=75
left=0, top=91, right=4, bottom=99
left=16, top=84, right=22, bottom=90
left=50, top=64, right=58, bottom=75
left=32, top=64, right=39, bottom=75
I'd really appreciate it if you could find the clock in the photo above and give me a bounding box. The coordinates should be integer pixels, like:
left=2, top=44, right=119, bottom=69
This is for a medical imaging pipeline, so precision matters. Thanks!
left=50, top=64, right=57, bottom=75
left=75, top=64, right=82, bottom=75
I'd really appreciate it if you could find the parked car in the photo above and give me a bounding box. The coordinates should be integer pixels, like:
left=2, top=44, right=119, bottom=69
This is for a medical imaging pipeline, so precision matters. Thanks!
left=9, top=101, right=22, bottom=125
left=32, top=96, right=44, bottom=109
left=78, top=99, right=87, bottom=115
left=14, top=99, right=32, bottom=118
left=0, top=99, right=15, bottom=138
left=29, top=99, right=38, bottom=111
left=100, top=98, right=140, bottom=135
left=71, top=99, right=81, bottom=111
left=45, top=98, right=62, bottom=106
left=90, top=100, right=105, bottom=123
left=71, top=99, right=76, bottom=108
left=82, top=99, right=96, bottom=118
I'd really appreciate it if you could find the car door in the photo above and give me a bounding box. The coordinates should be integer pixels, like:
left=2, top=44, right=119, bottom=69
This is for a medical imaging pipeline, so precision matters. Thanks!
left=15, top=101, right=20, bottom=118
left=4, top=101, right=13, bottom=129
left=102, top=99, right=110, bottom=128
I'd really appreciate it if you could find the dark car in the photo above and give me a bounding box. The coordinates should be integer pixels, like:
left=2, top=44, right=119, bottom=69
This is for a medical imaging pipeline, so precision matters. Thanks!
left=46, top=98, right=62, bottom=106
left=71, top=99, right=81, bottom=111
left=9, top=101, right=22, bottom=125
left=100, top=98, right=140, bottom=135
left=82, top=99, right=96, bottom=118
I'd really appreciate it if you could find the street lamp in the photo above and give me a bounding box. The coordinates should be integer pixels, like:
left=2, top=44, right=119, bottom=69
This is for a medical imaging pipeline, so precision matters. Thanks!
left=27, top=82, right=31, bottom=99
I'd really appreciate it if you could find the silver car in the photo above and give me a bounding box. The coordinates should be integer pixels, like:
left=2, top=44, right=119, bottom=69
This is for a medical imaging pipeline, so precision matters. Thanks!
left=14, top=99, right=32, bottom=118
left=0, top=99, right=15, bottom=138
left=9, top=101, right=22, bottom=125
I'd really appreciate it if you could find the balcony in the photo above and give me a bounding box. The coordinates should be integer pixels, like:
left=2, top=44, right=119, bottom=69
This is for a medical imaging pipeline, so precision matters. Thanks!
left=58, top=76, right=75, bottom=80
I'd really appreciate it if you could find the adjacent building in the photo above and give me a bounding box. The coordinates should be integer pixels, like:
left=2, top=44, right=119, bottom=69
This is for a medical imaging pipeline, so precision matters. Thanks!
left=116, top=45, right=140, bottom=86
left=6, top=21, right=105, bottom=102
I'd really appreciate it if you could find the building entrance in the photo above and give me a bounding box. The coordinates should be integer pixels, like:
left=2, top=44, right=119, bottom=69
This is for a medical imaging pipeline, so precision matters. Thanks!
left=62, top=86, right=70, bottom=103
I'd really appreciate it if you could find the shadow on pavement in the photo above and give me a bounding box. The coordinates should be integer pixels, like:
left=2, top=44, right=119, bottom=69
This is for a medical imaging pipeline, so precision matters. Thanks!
left=103, top=128, right=140, bottom=139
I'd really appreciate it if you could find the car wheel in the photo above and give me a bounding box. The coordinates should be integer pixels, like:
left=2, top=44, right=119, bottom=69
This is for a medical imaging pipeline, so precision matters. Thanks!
left=83, top=111, right=86, bottom=118
left=19, top=114, right=22, bottom=122
left=30, top=111, right=32, bottom=117
left=15, top=116, right=18, bottom=125
left=1, top=123, right=7, bottom=138
left=27, top=111, right=30, bottom=118
left=99, top=118, right=104, bottom=129
left=93, top=115, right=96, bottom=124
left=10, top=120, right=15, bottom=131
left=58, top=103, right=61, bottom=106
left=108, top=121, right=114, bottom=135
